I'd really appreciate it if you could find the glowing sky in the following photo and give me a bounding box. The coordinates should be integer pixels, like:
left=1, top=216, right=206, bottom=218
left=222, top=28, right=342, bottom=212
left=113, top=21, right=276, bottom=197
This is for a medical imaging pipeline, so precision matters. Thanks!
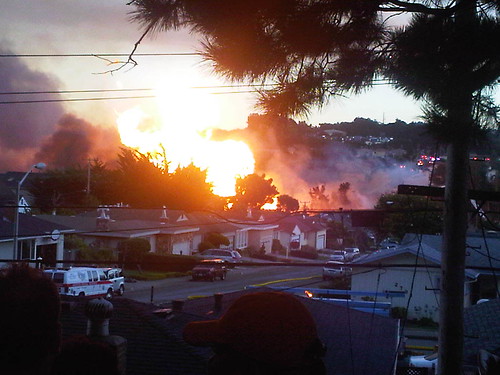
left=1, top=0, right=496, bottom=174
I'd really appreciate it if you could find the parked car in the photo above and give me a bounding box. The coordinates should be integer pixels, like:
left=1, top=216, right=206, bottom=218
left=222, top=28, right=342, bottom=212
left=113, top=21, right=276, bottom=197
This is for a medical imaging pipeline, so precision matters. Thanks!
left=191, top=260, right=227, bottom=281
left=102, top=267, right=125, bottom=296
left=198, top=249, right=242, bottom=265
left=344, top=247, right=360, bottom=261
left=329, top=250, right=347, bottom=262
left=322, top=261, right=352, bottom=280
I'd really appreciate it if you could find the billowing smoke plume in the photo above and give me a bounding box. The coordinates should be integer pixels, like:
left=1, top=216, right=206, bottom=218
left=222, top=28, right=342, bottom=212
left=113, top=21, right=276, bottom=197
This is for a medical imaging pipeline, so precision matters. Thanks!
left=0, top=45, right=123, bottom=171
left=250, top=123, right=429, bottom=210
left=0, top=46, right=64, bottom=171
left=35, top=113, right=122, bottom=168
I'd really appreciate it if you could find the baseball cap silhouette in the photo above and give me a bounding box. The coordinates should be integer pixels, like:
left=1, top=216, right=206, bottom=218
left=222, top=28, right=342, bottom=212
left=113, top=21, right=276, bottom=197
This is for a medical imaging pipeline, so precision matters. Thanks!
left=183, top=291, right=321, bottom=368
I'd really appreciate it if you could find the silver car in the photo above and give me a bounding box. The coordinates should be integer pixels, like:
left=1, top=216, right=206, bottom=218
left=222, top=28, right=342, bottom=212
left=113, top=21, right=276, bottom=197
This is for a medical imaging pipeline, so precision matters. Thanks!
left=322, top=261, right=352, bottom=280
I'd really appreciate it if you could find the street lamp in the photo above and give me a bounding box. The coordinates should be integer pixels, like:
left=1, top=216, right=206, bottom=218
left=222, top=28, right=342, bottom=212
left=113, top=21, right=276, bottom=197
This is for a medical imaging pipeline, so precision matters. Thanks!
left=12, top=162, right=46, bottom=260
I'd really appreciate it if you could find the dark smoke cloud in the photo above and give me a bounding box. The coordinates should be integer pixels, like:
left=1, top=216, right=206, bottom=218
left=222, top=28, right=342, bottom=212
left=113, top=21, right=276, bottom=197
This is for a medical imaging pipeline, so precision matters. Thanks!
left=0, top=46, right=64, bottom=171
left=35, top=113, right=122, bottom=169
left=0, top=45, right=124, bottom=171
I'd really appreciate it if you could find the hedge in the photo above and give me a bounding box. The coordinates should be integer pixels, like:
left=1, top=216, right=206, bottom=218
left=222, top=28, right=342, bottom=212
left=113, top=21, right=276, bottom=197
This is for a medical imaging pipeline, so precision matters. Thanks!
left=137, top=253, right=199, bottom=273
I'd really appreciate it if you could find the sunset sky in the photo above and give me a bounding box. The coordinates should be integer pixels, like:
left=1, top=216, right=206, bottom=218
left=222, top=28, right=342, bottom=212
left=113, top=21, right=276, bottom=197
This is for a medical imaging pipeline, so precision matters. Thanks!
left=1, top=1, right=490, bottom=204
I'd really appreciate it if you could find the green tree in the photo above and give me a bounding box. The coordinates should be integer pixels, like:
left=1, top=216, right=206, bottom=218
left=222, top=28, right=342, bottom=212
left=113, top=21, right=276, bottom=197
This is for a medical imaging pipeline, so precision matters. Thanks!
left=117, top=237, right=151, bottom=264
left=230, top=173, right=279, bottom=211
left=205, top=232, right=230, bottom=248
left=277, top=194, right=299, bottom=212
left=375, top=193, right=444, bottom=241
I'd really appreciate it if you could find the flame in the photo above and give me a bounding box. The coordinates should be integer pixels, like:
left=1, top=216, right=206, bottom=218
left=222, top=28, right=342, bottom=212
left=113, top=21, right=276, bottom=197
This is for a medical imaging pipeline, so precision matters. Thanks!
left=261, top=197, right=278, bottom=210
left=305, top=290, right=313, bottom=298
left=116, top=77, right=255, bottom=197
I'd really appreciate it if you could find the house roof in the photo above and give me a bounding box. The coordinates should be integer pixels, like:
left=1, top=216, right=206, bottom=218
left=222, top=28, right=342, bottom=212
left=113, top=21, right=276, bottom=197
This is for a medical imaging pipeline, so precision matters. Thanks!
left=0, top=212, right=73, bottom=243
left=353, top=233, right=500, bottom=279
left=173, top=287, right=399, bottom=375
left=59, top=298, right=207, bottom=375
left=36, top=214, right=200, bottom=239
left=463, top=298, right=500, bottom=365
left=403, top=234, right=500, bottom=276
left=59, top=288, right=399, bottom=375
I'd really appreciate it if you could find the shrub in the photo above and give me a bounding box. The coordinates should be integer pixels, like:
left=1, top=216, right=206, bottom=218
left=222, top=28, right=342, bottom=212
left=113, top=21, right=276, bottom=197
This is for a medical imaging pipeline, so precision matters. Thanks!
left=390, top=307, right=408, bottom=319
left=198, top=241, right=215, bottom=252
left=117, top=238, right=151, bottom=263
left=77, top=247, right=116, bottom=262
left=205, top=232, right=230, bottom=248
left=271, top=239, right=285, bottom=253
left=141, top=253, right=198, bottom=273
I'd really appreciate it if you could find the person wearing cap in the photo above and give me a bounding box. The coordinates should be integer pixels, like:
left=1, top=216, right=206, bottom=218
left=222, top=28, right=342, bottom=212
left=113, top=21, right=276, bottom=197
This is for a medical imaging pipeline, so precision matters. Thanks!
left=183, top=291, right=326, bottom=374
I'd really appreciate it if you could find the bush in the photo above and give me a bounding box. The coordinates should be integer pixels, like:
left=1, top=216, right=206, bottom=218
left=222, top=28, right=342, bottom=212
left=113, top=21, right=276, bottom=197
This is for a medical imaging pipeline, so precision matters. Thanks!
left=117, top=238, right=151, bottom=263
left=77, top=248, right=116, bottom=262
left=198, top=241, right=215, bottom=252
left=205, top=232, right=230, bottom=248
left=390, top=307, right=408, bottom=319
left=271, top=239, right=285, bottom=252
left=141, top=253, right=198, bottom=273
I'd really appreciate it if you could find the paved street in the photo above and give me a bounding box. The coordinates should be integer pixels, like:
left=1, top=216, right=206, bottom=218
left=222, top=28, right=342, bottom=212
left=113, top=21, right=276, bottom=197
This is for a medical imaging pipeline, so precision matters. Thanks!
left=123, top=263, right=324, bottom=305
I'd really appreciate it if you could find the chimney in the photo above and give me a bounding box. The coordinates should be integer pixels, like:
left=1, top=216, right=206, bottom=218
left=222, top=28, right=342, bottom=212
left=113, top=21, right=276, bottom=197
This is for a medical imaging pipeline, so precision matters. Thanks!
left=160, top=206, right=169, bottom=224
left=85, top=298, right=127, bottom=375
left=96, top=206, right=110, bottom=231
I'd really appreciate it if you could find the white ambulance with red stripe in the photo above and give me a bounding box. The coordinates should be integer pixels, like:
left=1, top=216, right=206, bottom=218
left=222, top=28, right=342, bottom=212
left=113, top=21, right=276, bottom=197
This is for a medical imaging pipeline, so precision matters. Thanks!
left=43, top=267, right=114, bottom=299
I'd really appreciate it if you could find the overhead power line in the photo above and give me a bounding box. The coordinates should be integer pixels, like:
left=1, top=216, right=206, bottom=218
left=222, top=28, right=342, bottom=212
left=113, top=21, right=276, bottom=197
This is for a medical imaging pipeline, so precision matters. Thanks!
left=0, top=53, right=199, bottom=58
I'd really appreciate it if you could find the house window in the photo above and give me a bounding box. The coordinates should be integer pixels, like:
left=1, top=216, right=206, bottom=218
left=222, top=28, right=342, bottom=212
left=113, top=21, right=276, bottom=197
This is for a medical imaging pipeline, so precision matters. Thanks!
left=19, top=240, right=34, bottom=260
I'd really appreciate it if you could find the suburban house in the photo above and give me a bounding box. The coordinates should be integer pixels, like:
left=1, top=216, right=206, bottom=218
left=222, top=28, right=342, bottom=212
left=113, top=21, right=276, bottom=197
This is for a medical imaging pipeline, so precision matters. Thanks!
left=238, top=210, right=328, bottom=254
left=37, top=207, right=202, bottom=257
left=275, top=215, right=327, bottom=252
left=0, top=209, right=72, bottom=268
left=38, top=207, right=284, bottom=258
left=350, top=233, right=500, bottom=322
left=58, top=287, right=400, bottom=375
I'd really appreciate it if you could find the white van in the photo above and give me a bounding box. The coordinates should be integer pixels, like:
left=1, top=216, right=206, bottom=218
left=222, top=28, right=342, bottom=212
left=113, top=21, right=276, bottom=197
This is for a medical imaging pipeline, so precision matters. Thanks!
left=43, top=267, right=114, bottom=299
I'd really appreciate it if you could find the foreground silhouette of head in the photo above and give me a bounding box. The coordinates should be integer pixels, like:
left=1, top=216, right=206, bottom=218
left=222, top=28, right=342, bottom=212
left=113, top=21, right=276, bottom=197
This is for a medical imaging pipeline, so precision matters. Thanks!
left=183, top=291, right=326, bottom=375
left=0, top=263, right=61, bottom=374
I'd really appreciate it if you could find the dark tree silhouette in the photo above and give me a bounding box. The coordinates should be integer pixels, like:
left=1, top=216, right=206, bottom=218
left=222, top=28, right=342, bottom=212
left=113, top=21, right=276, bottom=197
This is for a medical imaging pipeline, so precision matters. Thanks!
left=128, top=2, right=500, bottom=373
left=309, top=185, right=329, bottom=209
left=168, top=162, right=222, bottom=210
left=277, top=194, right=299, bottom=212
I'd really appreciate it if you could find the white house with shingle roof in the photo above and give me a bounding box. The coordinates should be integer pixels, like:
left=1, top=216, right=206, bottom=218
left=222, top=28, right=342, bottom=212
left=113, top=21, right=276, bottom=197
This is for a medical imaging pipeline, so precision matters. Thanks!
left=350, top=233, right=500, bottom=322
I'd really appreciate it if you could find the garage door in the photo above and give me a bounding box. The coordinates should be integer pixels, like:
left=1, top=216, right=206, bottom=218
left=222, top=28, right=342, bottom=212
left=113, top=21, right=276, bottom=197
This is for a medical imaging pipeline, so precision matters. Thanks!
left=316, top=234, right=326, bottom=250
left=172, top=241, right=189, bottom=255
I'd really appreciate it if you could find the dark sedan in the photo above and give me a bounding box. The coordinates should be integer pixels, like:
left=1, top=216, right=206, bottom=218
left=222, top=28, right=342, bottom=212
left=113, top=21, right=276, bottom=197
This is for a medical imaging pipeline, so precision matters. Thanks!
left=191, top=259, right=227, bottom=281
